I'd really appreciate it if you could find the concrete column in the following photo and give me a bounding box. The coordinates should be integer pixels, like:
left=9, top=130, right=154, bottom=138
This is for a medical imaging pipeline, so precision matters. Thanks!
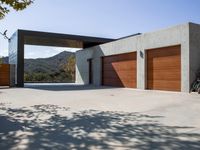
left=137, top=49, right=146, bottom=90
left=179, top=24, right=190, bottom=92
left=136, top=36, right=146, bottom=90
left=75, top=49, right=93, bottom=84
left=181, top=43, right=190, bottom=92
left=75, top=52, right=89, bottom=84
left=92, top=57, right=102, bottom=86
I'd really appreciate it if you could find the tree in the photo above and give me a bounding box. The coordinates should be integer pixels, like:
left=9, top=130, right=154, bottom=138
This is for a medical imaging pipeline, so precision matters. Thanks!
left=0, top=56, right=3, bottom=64
left=62, top=55, right=76, bottom=81
left=0, top=0, right=33, bottom=19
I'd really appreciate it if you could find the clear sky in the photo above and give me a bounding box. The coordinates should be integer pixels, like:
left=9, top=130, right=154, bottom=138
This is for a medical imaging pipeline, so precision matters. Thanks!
left=0, top=0, right=200, bottom=58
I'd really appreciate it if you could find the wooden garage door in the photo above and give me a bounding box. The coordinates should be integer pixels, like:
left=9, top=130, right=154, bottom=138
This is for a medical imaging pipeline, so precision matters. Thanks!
left=102, top=52, right=137, bottom=88
left=0, top=64, right=10, bottom=86
left=147, top=45, right=181, bottom=91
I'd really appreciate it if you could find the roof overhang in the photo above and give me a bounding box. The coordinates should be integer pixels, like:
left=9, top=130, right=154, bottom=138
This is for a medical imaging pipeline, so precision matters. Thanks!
left=15, top=29, right=115, bottom=48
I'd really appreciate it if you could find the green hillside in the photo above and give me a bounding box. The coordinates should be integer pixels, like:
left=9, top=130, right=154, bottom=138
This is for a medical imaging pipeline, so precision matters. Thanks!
left=2, top=51, right=76, bottom=83
left=24, top=51, right=75, bottom=82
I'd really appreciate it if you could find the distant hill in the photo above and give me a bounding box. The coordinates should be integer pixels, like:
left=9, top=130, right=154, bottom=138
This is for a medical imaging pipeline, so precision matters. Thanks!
left=2, top=56, right=8, bottom=64
left=2, top=51, right=75, bottom=82
left=24, top=51, right=75, bottom=74
left=2, top=51, right=75, bottom=74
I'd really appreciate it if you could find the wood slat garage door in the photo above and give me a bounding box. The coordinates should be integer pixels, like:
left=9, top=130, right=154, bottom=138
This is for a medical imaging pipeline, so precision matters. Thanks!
left=102, top=52, right=137, bottom=88
left=147, top=45, right=181, bottom=91
left=0, top=64, right=10, bottom=86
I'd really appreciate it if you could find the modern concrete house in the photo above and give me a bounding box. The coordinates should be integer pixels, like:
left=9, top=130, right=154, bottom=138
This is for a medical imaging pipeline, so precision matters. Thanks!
left=76, top=22, right=200, bottom=92
left=8, top=22, right=200, bottom=92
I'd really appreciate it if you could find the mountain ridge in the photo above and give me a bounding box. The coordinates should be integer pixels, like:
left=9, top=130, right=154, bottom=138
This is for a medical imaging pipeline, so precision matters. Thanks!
left=24, top=51, right=75, bottom=74
left=2, top=51, right=75, bottom=73
left=2, top=51, right=75, bottom=82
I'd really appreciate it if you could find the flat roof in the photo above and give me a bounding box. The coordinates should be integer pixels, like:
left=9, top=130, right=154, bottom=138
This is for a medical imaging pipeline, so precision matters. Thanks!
left=14, top=29, right=115, bottom=48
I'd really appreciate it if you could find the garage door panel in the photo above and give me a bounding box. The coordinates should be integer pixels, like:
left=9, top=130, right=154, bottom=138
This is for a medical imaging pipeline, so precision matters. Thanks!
left=150, top=58, right=180, bottom=66
left=103, top=78, right=136, bottom=83
left=102, top=52, right=137, bottom=88
left=147, top=65, right=180, bottom=70
left=112, top=61, right=136, bottom=70
left=103, top=70, right=136, bottom=78
left=148, top=80, right=181, bottom=91
left=147, top=47, right=180, bottom=57
left=103, top=76, right=136, bottom=81
left=147, top=45, right=181, bottom=91
left=103, top=63, right=136, bottom=71
left=103, top=73, right=136, bottom=83
left=147, top=70, right=181, bottom=80
left=103, top=79, right=123, bottom=87
left=103, top=79, right=136, bottom=88
left=149, top=59, right=180, bottom=69
left=103, top=53, right=136, bottom=63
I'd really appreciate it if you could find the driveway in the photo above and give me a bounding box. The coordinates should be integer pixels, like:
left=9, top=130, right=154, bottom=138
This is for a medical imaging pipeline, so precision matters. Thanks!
left=0, top=83, right=200, bottom=150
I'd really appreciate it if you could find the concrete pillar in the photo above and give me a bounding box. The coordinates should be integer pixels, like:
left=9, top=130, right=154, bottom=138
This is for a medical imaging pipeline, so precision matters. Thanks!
left=181, top=43, right=190, bottom=92
left=92, top=57, right=102, bottom=86
left=137, top=49, right=146, bottom=90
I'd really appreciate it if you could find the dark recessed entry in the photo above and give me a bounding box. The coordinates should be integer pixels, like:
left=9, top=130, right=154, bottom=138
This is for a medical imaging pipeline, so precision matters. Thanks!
left=88, top=59, right=93, bottom=84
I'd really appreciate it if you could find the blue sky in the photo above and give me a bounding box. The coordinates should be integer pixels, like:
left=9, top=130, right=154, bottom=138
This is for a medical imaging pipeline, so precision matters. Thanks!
left=0, top=0, right=200, bottom=58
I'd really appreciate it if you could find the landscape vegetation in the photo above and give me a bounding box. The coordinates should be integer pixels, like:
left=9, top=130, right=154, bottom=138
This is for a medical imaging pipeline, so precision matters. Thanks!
left=1, top=51, right=76, bottom=83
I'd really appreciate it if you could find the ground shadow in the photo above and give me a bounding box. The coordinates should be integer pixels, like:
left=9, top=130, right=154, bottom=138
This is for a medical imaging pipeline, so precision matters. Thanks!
left=0, top=103, right=200, bottom=150
left=24, top=83, right=118, bottom=91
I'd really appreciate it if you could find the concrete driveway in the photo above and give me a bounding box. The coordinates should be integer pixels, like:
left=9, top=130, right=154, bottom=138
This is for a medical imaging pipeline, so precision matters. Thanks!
left=0, top=83, right=200, bottom=150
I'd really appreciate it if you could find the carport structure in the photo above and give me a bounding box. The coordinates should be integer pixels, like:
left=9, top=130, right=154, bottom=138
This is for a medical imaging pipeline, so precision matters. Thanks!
left=9, top=30, right=114, bottom=87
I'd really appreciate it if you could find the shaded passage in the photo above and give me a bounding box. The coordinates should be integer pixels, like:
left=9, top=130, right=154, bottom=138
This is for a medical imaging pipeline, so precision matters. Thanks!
left=0, top=103, right=200, bottom=150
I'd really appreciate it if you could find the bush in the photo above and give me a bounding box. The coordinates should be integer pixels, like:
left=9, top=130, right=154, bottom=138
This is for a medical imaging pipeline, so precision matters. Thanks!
left=0, top=56, right=3, bottom=64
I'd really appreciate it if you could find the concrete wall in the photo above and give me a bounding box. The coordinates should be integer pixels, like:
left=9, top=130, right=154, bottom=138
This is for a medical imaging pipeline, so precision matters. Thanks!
left=189, top=23, right=200, bottom=88
left=76, top=23, right=191, bottom=92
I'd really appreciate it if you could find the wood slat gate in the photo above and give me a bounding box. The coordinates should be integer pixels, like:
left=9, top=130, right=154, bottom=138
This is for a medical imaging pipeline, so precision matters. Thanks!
left=0, top=64, right=10, bottom=86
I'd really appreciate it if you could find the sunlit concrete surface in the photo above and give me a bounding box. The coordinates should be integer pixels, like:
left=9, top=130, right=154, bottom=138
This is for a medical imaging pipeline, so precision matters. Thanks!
left=0, top=84, right=200, bottom=149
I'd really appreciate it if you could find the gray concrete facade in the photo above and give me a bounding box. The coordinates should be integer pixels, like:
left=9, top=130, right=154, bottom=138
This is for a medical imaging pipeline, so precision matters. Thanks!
left=76, top=22, right=200, bottom=92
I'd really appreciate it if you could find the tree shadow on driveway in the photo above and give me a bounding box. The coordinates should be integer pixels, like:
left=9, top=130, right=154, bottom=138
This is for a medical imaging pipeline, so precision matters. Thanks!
left=0, top=103, right=200, bottom=150
left=24, top=83, right=118, bottom=91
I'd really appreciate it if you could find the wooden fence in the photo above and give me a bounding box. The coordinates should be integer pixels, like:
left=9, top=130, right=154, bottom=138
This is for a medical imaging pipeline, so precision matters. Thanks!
left=0, top=64, right=10, bottom=86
